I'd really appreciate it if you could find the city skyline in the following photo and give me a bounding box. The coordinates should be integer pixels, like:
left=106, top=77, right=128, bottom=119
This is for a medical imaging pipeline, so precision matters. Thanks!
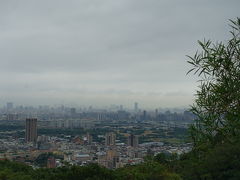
left=1, top=0, right=239, bottom=108
left=1, top=101, right=190, bottom=111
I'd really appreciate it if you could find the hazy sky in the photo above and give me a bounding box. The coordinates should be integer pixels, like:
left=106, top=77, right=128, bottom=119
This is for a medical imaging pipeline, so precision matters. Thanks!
left=0, top=0, right=239, bottom=108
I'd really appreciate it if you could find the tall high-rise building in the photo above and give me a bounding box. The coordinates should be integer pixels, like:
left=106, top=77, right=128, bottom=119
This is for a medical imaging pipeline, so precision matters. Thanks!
left=105, top=132, right=116, bottom=146
left=155, top=109, right=159, bottom=118
left=70, top=108, right=76, bottom=118
left=7, top=114, right=18, bottom=121
left=25, top=118, right=37, bottom=143
left=98, top=113, right=104, bottom=121
left=134, top=102, right=138, bottom=112
left=6, top=102, right=13, bottom=111
left=86, top=133, right=92, bottom=145
left=119, top=105, right=123, bottom=111
left=70, top=107, right=76, bottom=113
left=127, top=134, right=139, bottom=148
left=143, top=110, right=147, bottom=120
left=106, top=149, right=119, bottom=169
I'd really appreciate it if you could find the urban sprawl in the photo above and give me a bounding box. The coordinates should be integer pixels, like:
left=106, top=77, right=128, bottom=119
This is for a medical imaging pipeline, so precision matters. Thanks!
left=0, top=102, right=193, bottom=169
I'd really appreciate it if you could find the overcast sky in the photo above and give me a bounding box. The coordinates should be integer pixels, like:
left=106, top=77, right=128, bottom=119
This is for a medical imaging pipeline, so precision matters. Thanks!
left=0, top=0, right=239, bottom=109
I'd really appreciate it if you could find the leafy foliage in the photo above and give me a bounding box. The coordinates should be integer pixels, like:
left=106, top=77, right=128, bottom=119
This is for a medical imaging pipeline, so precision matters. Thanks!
left=176, top=17, right=240, bottom=179
left=0, top=160, right=33, bottom=180
left=116, top=161, right=181, bottom=180
left=173, top=140, right=240, bottom=179
left=0, top=160, right=179, bottom=180
left=187, top=18, right=240, bottom=148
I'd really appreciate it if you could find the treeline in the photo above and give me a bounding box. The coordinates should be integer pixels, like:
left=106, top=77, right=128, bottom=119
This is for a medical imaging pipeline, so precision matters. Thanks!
left=1, top=142, right=240, bottom=180
left=0, top=159, right=180, bottom=180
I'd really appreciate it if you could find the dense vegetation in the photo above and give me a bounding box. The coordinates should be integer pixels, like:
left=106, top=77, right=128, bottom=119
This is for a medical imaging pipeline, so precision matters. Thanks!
left=0, top=159, right=180, bottom=180
left=179, top=17, right=240, bottom=179
left=0, top=18, right=239, bottom=179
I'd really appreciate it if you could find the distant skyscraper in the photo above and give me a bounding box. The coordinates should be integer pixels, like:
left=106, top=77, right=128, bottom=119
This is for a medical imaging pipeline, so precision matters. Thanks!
left=143, top=110, right=147, bottom=120
left=127, top=134, right=139, bottom=148
left=70, top=108, right=76, bottom=117
left=134, top=102, right=138, bottom=112
left=6, top=102, right=13, bottom=111
left=25, top=118, right=37, bottom=143
left=86, top=133, right=92, bottom=145
left=119, top=105, right=123, bottom=111
left=155, top=109, right=159, bottom=119
left=98, top=113, right=103, bottom=121
left=7, top=114, right=18, bottom=121
left=88, top=106, right=93, bottom=112
left=105, top=132, right=116, bottom=146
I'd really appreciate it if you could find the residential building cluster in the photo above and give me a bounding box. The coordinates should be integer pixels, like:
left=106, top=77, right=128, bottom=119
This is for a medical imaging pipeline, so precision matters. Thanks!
left=0, top=102, right=193, bottom=169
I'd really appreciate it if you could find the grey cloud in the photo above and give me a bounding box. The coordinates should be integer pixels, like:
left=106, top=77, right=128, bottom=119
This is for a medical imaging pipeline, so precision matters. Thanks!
left=0, top=0, right=239, bottom=108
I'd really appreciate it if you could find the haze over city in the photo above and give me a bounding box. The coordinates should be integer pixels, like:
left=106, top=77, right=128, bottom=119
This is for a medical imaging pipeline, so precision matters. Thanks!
left=1, top=0, right=239, bottom=108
